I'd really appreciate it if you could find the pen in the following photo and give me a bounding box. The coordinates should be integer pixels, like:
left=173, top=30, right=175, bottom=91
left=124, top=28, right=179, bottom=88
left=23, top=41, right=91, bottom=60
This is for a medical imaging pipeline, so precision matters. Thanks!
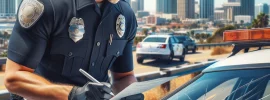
left=79, top=69, right=115, bottom=96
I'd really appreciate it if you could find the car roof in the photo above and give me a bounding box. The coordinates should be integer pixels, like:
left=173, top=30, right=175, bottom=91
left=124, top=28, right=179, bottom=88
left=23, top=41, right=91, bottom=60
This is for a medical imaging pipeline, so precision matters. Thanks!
left=203, top=49, right=270, bottom=73
left=147, top=35, right=172, bottom=38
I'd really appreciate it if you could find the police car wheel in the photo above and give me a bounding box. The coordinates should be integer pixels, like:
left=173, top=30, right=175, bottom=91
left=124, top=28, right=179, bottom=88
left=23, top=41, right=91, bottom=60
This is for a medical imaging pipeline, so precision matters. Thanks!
left=167, top=52, right=174, bottom=64
left=137, top=58, right=144, bottom=64
left=180, top=50, right=186, bottom=62
left=192, top=47, right=196, bottom=53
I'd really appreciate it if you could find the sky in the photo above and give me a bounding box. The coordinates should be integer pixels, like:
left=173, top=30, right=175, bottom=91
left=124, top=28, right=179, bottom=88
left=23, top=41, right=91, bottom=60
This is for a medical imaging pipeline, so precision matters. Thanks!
left=144, top=0, right=270, bottom=13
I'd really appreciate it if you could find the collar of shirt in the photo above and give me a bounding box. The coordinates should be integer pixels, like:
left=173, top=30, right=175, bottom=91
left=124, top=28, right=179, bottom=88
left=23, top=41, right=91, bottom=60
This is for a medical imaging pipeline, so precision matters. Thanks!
left=76, top=0, right=95, bottom=10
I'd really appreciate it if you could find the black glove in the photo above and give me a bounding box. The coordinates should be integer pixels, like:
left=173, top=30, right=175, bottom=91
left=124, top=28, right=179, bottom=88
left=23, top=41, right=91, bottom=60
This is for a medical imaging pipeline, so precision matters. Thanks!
left=68, top=82, right=113, bottom=100
left=120, top=93, right=144, bottom=100
left=10, top=93, right=24, bottom=100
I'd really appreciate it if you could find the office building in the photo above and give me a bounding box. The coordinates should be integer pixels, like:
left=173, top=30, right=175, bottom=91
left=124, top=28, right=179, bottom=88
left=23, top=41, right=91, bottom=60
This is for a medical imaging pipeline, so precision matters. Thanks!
left=255, top=3, right=269, bottom=17
left=200, top=0, right=214, bottom=20
left=223, top=2, right=241, bottom=22
left=146, top=16, right=166, bottom=25
left=137, top=0, right=144, bottom=11
left=235, top=15, right=252, bottom=24
left=131, top=0, right=138, bottom=13
left=215, top=10, right=225, bottom=20
left=156, top=0, right=177, bottom=14
left=239, top=0, right=255, bottom=18
left=0, top=0, right=16, bottom=17
left=228, top=0, right=240, bottom=2
left=177, top=0, right=195, bottom=20
left=16, top=0, right=22, bottom=14
left=137, top=11, right=150, bottom=18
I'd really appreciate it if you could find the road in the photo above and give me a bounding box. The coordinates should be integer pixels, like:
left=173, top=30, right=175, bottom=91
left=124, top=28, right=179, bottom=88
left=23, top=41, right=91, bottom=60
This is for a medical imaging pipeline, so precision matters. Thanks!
left=0, top=50, right=230, bottom=90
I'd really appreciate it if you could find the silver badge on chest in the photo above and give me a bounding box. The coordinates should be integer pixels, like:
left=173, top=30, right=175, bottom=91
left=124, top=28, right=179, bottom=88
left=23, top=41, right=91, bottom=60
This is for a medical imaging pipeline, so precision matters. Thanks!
left=116, top=14, right=126, bottom=38
left=69, top=17, right=85, bottom=43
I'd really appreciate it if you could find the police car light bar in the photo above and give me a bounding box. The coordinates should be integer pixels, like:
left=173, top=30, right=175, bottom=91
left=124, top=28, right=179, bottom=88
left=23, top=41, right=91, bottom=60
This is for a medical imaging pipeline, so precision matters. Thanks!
left=223, top=28, right=270, bottom=42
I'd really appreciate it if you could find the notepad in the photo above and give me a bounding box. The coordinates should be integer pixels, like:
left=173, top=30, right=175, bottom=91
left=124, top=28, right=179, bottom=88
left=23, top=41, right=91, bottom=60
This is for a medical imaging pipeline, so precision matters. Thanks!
left=111, top=76, right=177, bottom=100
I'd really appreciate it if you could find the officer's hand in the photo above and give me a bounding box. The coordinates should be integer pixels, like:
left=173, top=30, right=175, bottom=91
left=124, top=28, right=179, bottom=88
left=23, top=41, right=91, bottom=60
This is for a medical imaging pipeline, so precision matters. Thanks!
left=120, top=93, right=144, bottom=100
left=68, top=82, right=113, bottom=100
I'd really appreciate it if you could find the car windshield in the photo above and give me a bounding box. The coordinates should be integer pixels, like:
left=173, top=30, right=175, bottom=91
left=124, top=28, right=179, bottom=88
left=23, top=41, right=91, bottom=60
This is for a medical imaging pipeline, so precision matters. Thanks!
left=168, top=69, right=270, bottom=100
left=143, top=37, right=167, bottom=43
left=175, top=36, right=186, bottom=41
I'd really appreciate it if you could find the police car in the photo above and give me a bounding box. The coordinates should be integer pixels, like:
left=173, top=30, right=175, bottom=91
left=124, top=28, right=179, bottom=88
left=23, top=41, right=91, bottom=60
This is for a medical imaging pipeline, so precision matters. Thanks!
left=136, top=34, right=185, bottom=64
left=163, top=28, right=270, bottom=100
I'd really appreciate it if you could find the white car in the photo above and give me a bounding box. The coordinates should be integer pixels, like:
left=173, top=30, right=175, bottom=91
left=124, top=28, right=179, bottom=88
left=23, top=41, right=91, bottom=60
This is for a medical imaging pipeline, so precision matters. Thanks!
left=136, top=34, right=185, bottom=64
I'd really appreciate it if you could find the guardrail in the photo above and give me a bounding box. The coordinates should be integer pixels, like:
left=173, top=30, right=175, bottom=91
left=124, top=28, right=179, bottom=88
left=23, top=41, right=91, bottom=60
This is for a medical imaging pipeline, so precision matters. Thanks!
left=133, top=43, right=233, bottom=51
left=0, top=58, right=217, bottom=99
left=197, top=43, right=233, bottom=50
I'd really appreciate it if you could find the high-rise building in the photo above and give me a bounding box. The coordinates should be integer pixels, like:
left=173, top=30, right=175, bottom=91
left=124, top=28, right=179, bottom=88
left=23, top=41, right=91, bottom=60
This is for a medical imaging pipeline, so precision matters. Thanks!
left=137, top=0, right=144, bottom=11
left=239, top=0, right=255, bottom=18
left=0, top=0, right=16, bottom=17
left=195, top=1, right=200, bottom=18
left=200, top=0, right=214, bottom=20
left=156, top=0, right=177, bottom=14
left=223, top=2, right=241, bottom=22
left=177, top=0, right=195, bottom=20
left=214, top=10, right=225, bottom=20
left=255, top=3, right=269, bottom=17
left=15, top=0, right=22, bottom=14
left=131, top=0, right=138, bottom=13
left=228, top=0, right=240, bottom=2
left=0, top=0, right=7, bottom=17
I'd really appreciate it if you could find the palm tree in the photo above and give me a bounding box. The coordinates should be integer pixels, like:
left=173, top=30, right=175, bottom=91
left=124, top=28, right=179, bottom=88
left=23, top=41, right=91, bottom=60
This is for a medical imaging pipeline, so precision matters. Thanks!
left=252, top=19, right=259, bottom=28
left=257, top=13, right=269, bottom=28
left=252, top=13, right=269, bottom=28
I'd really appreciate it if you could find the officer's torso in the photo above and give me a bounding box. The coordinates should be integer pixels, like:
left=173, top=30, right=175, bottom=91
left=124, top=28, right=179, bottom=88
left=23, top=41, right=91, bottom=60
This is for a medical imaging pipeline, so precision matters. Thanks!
left=34, top=0, right=133, bottom=86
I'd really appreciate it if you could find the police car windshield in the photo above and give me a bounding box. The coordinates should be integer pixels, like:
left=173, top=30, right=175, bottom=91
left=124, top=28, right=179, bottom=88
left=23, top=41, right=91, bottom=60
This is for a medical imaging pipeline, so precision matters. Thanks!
left=168, top=69, right=270, bottom=100
left=175, top=36, right=186, bottom=41
left=143, top=37, right=167, bottom=43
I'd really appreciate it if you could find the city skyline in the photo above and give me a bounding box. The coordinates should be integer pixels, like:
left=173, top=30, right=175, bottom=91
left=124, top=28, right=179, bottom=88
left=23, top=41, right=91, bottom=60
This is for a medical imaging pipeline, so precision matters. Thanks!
left=144, top=0, right=270, bottom=13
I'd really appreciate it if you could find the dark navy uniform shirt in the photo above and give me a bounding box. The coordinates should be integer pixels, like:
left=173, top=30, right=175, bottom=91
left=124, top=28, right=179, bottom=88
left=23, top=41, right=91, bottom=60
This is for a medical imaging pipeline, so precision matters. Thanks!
left=8, top=0, right=137, bottom=86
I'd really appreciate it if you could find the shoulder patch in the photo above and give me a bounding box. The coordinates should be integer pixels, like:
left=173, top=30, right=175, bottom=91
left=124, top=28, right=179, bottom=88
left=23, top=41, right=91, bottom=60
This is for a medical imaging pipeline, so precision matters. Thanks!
left=18, top=0, right=44, bottom=28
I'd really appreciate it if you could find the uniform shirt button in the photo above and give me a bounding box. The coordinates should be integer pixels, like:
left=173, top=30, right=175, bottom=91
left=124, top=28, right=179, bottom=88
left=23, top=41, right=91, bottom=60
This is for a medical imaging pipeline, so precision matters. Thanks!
left=97, top=42, right=101, bottom=47
left=91, top=62, right=95, bottom=67
left=69, top=52, right=73, bottom=57
left=117, top=51, right=120, bottom=55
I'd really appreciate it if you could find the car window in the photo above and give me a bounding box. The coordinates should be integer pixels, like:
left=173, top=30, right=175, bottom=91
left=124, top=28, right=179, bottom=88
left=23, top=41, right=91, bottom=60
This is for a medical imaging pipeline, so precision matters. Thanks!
left=170, top=37, right=176, bottom=43
left=173, top=37, right=179, bottom=43
left=176, top=36, right=186, bottom=41
left=167, top=69, right=270, bottom=100
left=143, top=37, right=167, bottom=43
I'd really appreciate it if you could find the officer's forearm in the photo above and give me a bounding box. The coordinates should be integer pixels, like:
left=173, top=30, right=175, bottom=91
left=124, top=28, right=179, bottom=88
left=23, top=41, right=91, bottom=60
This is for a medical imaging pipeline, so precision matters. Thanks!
left=111, top=73, right=137, bottom=94
left=5, top=70, right=72, bottom=100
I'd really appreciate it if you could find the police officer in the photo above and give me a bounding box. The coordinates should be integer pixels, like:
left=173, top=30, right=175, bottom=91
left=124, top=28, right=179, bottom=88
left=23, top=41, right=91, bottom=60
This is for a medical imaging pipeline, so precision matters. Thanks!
left=4, top=0, right=143, bottom=100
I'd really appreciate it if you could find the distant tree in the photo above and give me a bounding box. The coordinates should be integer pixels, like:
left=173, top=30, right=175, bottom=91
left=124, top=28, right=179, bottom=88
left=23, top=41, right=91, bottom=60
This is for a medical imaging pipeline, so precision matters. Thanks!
left=257, top=13, right=269, bottom=28
left=152, top=26, right=157, bottom=32
left=207, top=25, right=236, bottom=43
left=172, top=26, right=177, bottom=30
left=240, top=20, right=244, bottom=25
left=167, top=27, right=171, bottom=32
left=252, top=19, right=259, bottom=28
left=142, top=29, right=149, bottom=36
left=190, top=30, right=195, bottom=38
left=195, top=34, right=201, bottom=40
left=252, top=13, right=269, bottom=28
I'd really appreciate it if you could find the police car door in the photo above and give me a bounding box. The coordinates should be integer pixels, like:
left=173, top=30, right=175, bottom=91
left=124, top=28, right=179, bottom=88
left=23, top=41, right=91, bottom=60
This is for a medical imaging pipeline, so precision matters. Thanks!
left=170, top=37, right=181, bottom=56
